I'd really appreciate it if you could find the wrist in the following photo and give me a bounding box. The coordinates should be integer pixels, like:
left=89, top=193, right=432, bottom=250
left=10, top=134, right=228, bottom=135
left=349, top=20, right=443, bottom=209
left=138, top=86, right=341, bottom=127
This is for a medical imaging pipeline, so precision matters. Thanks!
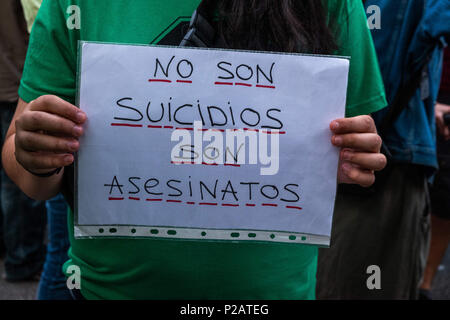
left=25, top=167, right=63, bottom=178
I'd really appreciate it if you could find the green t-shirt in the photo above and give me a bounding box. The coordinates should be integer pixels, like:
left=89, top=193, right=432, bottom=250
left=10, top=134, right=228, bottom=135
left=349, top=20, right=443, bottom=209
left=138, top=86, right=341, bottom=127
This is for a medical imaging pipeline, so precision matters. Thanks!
left=19, top=0, right=386, bottom=299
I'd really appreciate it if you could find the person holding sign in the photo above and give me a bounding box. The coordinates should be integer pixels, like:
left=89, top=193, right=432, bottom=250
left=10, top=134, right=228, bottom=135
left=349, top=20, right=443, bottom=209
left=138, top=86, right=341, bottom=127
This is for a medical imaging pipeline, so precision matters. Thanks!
left=2, top=0, right=387, bottom=299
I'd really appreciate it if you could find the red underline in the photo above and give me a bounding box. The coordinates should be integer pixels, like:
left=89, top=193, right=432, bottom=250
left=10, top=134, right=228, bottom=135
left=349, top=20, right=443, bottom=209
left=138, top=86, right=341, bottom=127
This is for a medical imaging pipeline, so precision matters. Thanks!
left=149, top=79, right=172, bottom=83
left=171, top=161, right=195, bottom=165
left=213, top=82, right=275, bottom=89
left=108, top=197, right=302, bottom=211
left=286, top=206, right=303, bottom=210
left=256, top=84, right=276, bottom=89
left=171, top=161, right=241, bottom=167
left=111, top=123, right=143, bottom=128
left=112, top=125, right=286, bottom=134
left=262, top=130, right=286, bottom=134
left=176, top=80, right=192, bottom=83
left=202, top=162, right=218, bottom=166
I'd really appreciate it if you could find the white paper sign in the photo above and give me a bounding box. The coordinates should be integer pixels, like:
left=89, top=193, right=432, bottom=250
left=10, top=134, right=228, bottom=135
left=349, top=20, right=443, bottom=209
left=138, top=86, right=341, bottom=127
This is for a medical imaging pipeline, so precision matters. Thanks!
left=75, top=42, right=349, bottom=246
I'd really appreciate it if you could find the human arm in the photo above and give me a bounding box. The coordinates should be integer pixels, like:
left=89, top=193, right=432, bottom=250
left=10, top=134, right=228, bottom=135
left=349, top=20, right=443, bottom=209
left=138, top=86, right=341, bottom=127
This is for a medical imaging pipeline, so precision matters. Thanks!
left=1, top=95, right=86, bottom=200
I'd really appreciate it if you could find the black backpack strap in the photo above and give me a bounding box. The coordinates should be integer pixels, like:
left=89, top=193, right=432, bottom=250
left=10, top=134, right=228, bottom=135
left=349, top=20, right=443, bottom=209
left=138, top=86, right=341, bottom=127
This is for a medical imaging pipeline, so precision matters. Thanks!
left=377, top=51, right=434, bottom=138
left=61, top=164, right=75, bottom=212
left=180, top=0, right=227, bottom=48
left=378, top=30, right=449, bottom=138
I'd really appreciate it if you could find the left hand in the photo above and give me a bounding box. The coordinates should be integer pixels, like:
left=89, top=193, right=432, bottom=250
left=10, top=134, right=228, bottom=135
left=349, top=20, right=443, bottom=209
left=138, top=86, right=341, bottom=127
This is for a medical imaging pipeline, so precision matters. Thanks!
left=435, top=102, right=450, bottom=140
left=331, top=115, right=387, bottom=187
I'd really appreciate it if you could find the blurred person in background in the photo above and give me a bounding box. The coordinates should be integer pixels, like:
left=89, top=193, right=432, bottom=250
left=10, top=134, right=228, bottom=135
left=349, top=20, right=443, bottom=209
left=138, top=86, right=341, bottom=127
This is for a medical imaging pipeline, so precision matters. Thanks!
left=420, top=47, right=450, bottom=300
left=20, top=0, right=72, bottom=300
left=317, top=0, right=450, bottom=299
left=0, top=0, right=46, bottom=282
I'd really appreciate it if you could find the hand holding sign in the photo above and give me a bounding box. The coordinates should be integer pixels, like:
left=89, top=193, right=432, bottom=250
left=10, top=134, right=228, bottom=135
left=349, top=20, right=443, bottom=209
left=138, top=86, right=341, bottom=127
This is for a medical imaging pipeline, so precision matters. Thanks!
left=14, top=95, right=86, bottom=173
left=331, top=116, right=386, bottom=187
left=74, top=42, right=380, bottom=245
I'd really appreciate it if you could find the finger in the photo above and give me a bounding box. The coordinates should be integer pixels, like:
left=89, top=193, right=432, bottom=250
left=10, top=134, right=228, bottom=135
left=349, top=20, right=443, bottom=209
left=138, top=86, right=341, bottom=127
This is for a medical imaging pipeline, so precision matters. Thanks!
left=341, top=163, right=376, bottom=187
left=332, top=133, right=382, bottom=152
left=29, top=95, right=86, bottom=124
left=341, top=150, right=387, bottom=171
left=15, top=149, right=74, bottom=172
left=444, top=127, right=450, bottom=140
left=436, top=103, right=450, bottom=113
left=17, top=111, right=84, bottom=138
left=330, top=115, right=377, bottom=134
left=16, top=131, right=80, bottom=153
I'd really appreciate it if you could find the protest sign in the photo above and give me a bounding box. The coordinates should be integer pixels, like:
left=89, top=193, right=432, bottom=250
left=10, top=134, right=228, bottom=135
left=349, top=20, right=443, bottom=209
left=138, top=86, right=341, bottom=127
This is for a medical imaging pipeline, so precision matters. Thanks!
left=75, top=42, right=349, bottom=246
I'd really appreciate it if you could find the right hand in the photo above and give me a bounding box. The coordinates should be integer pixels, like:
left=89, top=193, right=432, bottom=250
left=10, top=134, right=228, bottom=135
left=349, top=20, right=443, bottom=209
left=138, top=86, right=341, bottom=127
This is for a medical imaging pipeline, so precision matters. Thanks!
left=14, top=95, right=87, bottom=174
left=435, top=102, right=450, bottom=140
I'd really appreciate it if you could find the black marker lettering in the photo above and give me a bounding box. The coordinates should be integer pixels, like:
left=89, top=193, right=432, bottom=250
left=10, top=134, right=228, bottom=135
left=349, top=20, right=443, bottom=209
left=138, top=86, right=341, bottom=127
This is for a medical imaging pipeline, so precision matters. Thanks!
left=256, top=62, right=275, bottom=84
left=128, top=177, right=141, bottom=194
left=144, top=178, right=163, bottom=195
left=154, top=56, right=175, bottom=77
left=176, top=59, right=194, bottom=78
left=217, top=61, right=234, bottom=80
left=167, top=179, right=183, bottom=197
left=104, top=176, right=124, bottom=195
left=263, top=108, right=283, bottom=130
left=281, top=184, right=300, bottom=202
left=114, top=97, right=143, bottom=122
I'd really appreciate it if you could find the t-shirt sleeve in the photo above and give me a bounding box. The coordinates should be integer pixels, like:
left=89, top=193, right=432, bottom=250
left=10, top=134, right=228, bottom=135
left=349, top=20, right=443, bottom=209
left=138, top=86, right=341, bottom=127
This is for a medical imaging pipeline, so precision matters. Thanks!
left=337, top=0, right=387, bottom=117
left=19, top=0, right=78, bottom=104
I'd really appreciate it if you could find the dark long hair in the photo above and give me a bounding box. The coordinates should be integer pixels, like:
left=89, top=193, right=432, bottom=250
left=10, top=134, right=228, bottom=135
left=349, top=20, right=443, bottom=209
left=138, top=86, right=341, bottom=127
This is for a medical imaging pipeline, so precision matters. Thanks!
left=216, top=0, right=338, bottom=54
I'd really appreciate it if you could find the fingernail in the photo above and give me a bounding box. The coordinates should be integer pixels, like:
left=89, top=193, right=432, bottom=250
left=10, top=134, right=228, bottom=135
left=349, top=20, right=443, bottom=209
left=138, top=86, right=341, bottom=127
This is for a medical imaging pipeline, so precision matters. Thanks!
left=342, top=163, right=351, bottom=173
left=73, top=125, right=83, bottom=136
left=67, top=141, right=78, bottom=151
left=330, top=121, right=339, bottom=130
left=333, top=136, right=342, bottom=146
left=342, top=151, right=352, bottom=160
left=76, top=112, right=86, bottom=122
left=64, top=155, right=73, bottom=163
